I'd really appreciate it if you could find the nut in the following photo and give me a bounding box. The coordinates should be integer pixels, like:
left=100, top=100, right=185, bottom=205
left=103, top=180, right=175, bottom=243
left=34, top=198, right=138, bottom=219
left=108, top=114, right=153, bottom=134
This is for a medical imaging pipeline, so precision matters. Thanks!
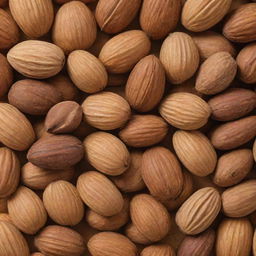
left=141, top=244, right=176, bottom=256
left=0, top=54, right=13, bottom=98
left=125, top=223, right=151, bottom=245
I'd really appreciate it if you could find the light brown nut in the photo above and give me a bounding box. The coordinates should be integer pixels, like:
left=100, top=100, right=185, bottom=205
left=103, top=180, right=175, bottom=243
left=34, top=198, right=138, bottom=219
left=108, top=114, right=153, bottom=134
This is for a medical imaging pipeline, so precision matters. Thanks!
left=125, top=223, right=151, bottom=245
left=55, top=0, right=94, bottom=3
left=141, top=244, right=176, bottom=256
left=0, top=213, right=12, bottom=224
left=0, top=54, right=13, bottom=98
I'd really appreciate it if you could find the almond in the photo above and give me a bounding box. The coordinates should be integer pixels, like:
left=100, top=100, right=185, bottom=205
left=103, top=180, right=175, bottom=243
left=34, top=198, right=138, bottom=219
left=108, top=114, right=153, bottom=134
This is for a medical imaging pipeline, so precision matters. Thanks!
left=141, top=244, right=176, bottom=256
left=7, top=40, right=65, bottom=79
left=8, top=186, right=47, bottom=234
left=159, top=92, right=211, bottom=130
left=254, top=139, right=256, bottom=162
left=0, top=147, right=20, bottom=198
left=176, top=187, right=221, bottom=235
left=84, top=132, right=130, bottom=176
left=195, top=52, right=237, bottom=95
left=119, top=115, right=168, bottom=147
left=125, top=55, right=165, bottom=112
left=125, top=223, right=151, bottom=245
left=77, top=171, right=124, bottom=217
left=0, top=213, right=12, bottom=225
left=55, top=0, right=94, bottom=3
left=160, top=32, right=199, bottom=84
left=99, top=30, right=151, bottom=74
left=0, top=54, right=13, bottom=98
left=31, top=253, right=44, bottom=256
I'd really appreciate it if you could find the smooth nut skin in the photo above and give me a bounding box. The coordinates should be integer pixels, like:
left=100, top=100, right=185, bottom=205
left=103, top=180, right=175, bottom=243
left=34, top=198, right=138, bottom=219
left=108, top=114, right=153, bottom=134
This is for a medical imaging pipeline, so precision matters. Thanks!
left=141, top=244, right=176, bottom=256
left=0, top=54, right=13, bottom=98
left=45, top=101, right=83, bottom=134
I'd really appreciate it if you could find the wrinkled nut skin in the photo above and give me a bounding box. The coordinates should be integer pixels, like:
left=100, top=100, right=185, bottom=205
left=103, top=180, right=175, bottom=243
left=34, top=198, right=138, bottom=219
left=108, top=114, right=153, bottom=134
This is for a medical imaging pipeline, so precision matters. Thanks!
left=125, top=223, right=152, bottom=245
left=27, top=135, right=84, bottom=170
left=141, top=244, right=176, bottom=256
left=55, top=0, right=95, bottom=3
left=45, top=101, right=82, bottom=134
left=0, top=54, right=13, bottom=98
left=0, top=213, right=13, bottom=224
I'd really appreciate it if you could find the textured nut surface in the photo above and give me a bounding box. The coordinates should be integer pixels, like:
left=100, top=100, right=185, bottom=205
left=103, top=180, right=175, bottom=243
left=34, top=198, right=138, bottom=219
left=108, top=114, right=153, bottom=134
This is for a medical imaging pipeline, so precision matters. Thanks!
left=141, top=244, right=176, bottom=256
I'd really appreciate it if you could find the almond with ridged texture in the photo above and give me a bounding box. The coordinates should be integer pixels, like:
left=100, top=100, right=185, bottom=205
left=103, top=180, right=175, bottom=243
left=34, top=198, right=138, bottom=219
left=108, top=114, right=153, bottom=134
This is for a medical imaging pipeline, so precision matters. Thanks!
left=53, top=1, right=97, bottom=53
left=141, top=244, right=176, bottom=256
left=8, top=186, right=47, bottom=234
left=84, top=132, right=130, bottom=176
left=77, top=171, right=124, bottom=217
left=0, top=213, right=12, bottom=224
left=35, top=225, right=85, bottom=256
left=0, top=103, right=35, bottom=151
left=43, top=181, right=84, bottom=226
left=9, top=0, right=54, bottom=38
left=125, top=223, right=151, bottom=245
left=142, top=146, right=183, bottom=200
left=88, top=232, right=137, bottom=256
left=223, top=3, right=256, bottom=43
left=176, top=187, right=221, bottom=235
left=55, top=0, right=95, bottom=3
left=130, top=194, right=171, bottom=242
left=67, top=50, right=107, bottom=93
left=213, top=149, right=254, bottom=187
left=82, top=92, right=131, bottom=130
left=99, top=30, right=151, bottom=74
left=125, top=55, right=165, bottom=112
left=216, top=218, right=253, bottom=256
left=173, top=130, right=217, bottom=177
left=0, top=147, right=20, bottom=198
left=181, top=0, right=232, bottom=32
left=159, top=92, right=211, bottom=130
left=0, top=54, right=13, bottom=98
left=160, top=32, right=199, bottom=84
left=222, top=180, right=256, bottom=217
left=0, top=221, right=30, bottom=256
left=7, top=40, right=65, bottom=79
left=95, top=0, right=141, bottom=34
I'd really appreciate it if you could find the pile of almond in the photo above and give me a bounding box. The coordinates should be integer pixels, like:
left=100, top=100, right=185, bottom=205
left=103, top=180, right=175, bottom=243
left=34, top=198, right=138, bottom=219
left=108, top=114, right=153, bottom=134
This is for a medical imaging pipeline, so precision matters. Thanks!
left=0, top=0, right=255, bottom=255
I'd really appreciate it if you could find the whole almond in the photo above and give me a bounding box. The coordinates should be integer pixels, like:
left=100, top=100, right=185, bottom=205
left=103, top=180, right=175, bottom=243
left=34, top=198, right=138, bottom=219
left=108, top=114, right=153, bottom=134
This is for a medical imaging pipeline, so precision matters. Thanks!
left=141, top=146, right=183, bottom=200
left=160, top=32, right=199, bottom=84
left=176, top=187, right=221, bottom=235
left=0, top=147, right=20, bottom=198
left=82, top=92, right=131, bottom=130
left=84, top=132, right=130, bottom=176
left=8, top=186, right=47, bottom=234
left=7, top=40, right=65, bottom=79
left=125, top=223, right=151, bottom=245
left=119, top=115, right=168, bottom=147
left=159, top=92, right=211, bottom=130
left=213, top=149, right=254, bottom=187
left=77, top=171, right=124, bottom=217
left=141, top=244, right=176, bottom=256
left=125, top=55, right=165, bottom=112
left=53, top=1, right=97, bottom=53
left=9, top=0, right=54, bottom=38
left=0, top=54, right=13, bottom=98
left=95, top=0, right=141, bottom=34
left=99, top=30, right=151, bottom=74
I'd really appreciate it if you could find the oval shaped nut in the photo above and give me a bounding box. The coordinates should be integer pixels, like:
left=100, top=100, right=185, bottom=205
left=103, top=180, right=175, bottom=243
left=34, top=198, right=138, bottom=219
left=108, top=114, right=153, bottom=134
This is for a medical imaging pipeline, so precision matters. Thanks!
left=176, top=187, right=221, bottom=235
left=82, top=92, right=131, bottom=130
left=223, top=3, right=256, bottom=43
left=67, top=50, right=107, bottom=93
left=99, top=30, right=151, bottom=74
left=141, top=244, right=176, bottom=256
left=9, top=0, right=54, bottom=38
left=43, top=181, right=84, bottom=226
left=84, top=132, right=130, bottom=176
left=130, top=194, right=171, bottom=242
left=182, top=0, right=232, bottom=32
left=173, top=130, right=217, bottom=177
left=125, top=55, right=165, bottom=112
left=0, top=103, right=35, bottom=151
left=125, top=223, right=151, bottom=245
left=77, top=171, right=124, bottom=217
left=7, top=40, right=65, bottom=79
left=222, top=180, right=256, bottom=217
left=88, top=232, right=138, bottom=256
left=35, top=225, right=86, bottom=256
left=0, top=54, right=13, bottom=98
left=159, top=92, right=211, bottom=130
left=141, top=146, right=183, bottom=200
left=95, top=0, right=141, bottom=34
left=119, top=115, right=168, bottom=148
left=0, top=221, right=30, bottom=256
left=27, top=135, right=84, bottom=170
left=0, top=147, right=20, bottom=198
left=8, top=186, right=47, bottom=235
left=160, top=32, right=199, bottom=84
left=195, top=52, right=237, bottom=95
left=210, top=116, right=256, bottom=150
left=216, top=218, right=253, bottom=256
left=53, top=1, right=96, bottom=53
left=213, top=149, right=254, bottom=187
left=8, top=79, right=62, bottom=115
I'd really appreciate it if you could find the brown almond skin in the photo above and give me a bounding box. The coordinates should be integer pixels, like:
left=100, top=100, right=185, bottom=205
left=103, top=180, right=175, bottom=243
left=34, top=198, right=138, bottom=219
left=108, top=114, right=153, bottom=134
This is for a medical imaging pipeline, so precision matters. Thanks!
left=45, top=101, right=82, bottom=134
left=8, top=79, right=62, bottom=115
left=27, top=135, right=84, bottom=170
left=210, top=116, right=256, bottom=150
left=125, top=223, right=152, bottom=245
left=141, top=244, right=176, bottom=256
left=0, top=54, right=13, bottom=98
left=208, top=88, right=256, bottom=121
left=213, top=149, right=254, bottom=187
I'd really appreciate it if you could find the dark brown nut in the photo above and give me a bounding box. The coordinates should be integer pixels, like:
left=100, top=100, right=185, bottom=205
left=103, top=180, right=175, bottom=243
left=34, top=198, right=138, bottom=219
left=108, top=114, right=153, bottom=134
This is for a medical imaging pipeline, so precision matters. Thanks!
left=0, top=54, right=13, bottom=98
